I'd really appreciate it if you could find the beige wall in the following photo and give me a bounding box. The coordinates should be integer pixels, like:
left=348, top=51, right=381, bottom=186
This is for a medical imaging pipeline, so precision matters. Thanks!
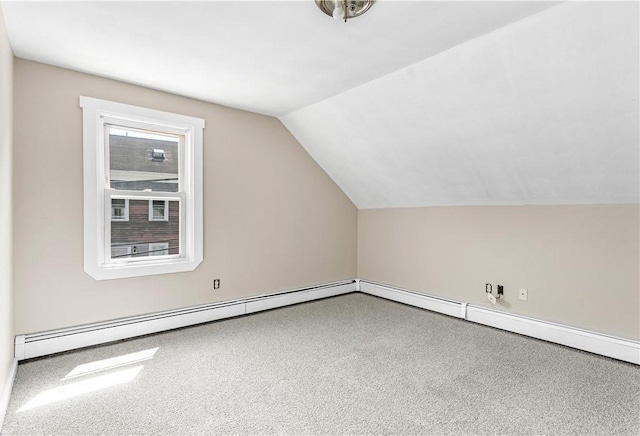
left=13, top=59, right=357, bottom=334
left=358, top=205, right=640, bottom=340
left=8, top=57, right=638, bottom=349
left=0, top=3, right=14, bottom=402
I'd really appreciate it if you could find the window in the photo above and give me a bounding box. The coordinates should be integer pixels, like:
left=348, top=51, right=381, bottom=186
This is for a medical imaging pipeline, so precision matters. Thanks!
left=81, top=96, right=204, bottom=280
left=111, top=199, right=129, bottom=221
left=111, top=245, right=132, bottom=259
left=149, top=200, right=168, bottom=221
left=151, top=149, right=165, bottom=162
left=148, top=242, right=169, bottom=256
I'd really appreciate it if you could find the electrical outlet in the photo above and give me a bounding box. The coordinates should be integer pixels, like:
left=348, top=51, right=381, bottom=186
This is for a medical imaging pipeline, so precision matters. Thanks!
left=213, top=279, right=220, bottom=290
left=519, top=288, right=528, bottom=301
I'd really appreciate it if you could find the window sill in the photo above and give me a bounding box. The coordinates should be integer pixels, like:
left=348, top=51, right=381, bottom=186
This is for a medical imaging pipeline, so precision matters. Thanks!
left=86, top=257, right=202, bottom=281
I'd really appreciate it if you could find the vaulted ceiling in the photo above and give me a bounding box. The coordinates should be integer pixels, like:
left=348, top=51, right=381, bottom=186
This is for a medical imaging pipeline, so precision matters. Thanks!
left=3, top=1, right=638, bottom=208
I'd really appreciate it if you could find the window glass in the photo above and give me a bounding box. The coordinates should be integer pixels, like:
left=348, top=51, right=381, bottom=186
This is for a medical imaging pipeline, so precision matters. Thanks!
left=110, top=200, right=180, bottom=261
left=108, top=126, right=179, bottom=193
left=150, top=200, right=168, bottom=221
left=111, top=246, right=131, bottom=259
left=111, top=198, right=128, bottom=221
left=149, top=243, right=170, bottom=256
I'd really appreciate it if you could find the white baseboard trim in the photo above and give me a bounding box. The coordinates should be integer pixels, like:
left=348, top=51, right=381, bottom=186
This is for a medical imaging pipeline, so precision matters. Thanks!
left=0, top=358, right=18, bottom=431
left=13, top=278, right=639, bottom=365
left=360, top=281, right=463, bottom=319
left=15, top=280, right=356, bottom=361
left=245, top=282, right=355, bottom=314
left=358, top=280, right=640, bottom=365
left=466, top=306, right=640, bottom=365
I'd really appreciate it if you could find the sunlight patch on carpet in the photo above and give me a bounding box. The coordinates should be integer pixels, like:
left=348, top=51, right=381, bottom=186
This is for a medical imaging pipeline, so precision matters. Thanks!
left=62, top=347, right=158, bottom=380
left=18, top=365, right=144, bottom=412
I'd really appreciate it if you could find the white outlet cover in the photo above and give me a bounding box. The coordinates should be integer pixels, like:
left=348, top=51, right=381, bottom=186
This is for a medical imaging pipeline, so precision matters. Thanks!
left=519, top=289, right=528, bottom=301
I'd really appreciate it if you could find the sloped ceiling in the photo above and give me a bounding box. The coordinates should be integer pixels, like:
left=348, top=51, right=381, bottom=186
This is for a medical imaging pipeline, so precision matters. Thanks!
left=2, top=1, right=639, bottom=208
left=282, top=1, right=640, bottom=208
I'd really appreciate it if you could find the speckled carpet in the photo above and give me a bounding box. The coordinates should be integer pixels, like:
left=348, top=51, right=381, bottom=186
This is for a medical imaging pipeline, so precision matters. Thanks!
left=2, top=293, right=639, bottom=435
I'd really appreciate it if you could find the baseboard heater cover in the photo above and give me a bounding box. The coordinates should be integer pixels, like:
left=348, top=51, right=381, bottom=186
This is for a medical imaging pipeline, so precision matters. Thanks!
left=466, top=306, right=640, bottom=365
left=15, top=280, right=356, bottom=361
left=358, top=280, right=639, bottom=365
left=359, top=281, right=463, bottom=319
left=14, top=279, right=639, bottom=365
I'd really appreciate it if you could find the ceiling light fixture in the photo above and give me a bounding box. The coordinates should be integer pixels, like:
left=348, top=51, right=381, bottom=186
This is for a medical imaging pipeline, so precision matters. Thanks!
left=315, top=0, right=375, bottom=23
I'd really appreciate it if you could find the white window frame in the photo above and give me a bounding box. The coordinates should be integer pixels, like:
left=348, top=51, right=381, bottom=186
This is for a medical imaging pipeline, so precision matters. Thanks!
left=111, top=198, right=129, bottom=221
left=81, top=96, right=204, bottom=280
left=148, top=199, right=169, bottom=221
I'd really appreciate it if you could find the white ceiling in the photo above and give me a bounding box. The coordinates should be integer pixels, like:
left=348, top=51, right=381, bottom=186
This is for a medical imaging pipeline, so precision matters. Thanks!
left=282, top=1, right=640, bottom=208
left=3, top=1, right=639, bottom=208
left=2, top=0, right=558, bottom=116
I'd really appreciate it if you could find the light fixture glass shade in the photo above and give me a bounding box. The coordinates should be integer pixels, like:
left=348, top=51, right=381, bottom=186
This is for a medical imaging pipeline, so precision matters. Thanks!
left=332, top=1, right=344, bottom=20
left=315, top=0, right=375, bottom=22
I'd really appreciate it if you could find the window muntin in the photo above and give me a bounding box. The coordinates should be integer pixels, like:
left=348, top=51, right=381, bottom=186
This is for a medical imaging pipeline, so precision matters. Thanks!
left=81, top=96, right=204, bottom=280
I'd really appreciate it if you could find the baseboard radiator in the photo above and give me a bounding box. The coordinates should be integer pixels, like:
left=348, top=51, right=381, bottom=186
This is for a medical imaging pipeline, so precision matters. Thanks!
left=358, top=280, right=640, bottom=365
left=15, top=280, right=356, bottom=361
left=14, top=278, right=639, bottom=365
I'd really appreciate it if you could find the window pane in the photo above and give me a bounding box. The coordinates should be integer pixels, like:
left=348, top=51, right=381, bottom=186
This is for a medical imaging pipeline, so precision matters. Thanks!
left=111, top=246, right=131, bottom=259
left=109, top=126, right=179, bottom=192
left=152, top=200, right=166, bottom=220
left=110, top=200, right=180, bottom=260
left=149, top=243, right=169, bottom=256
left=111, top=198, right=127, bottom=220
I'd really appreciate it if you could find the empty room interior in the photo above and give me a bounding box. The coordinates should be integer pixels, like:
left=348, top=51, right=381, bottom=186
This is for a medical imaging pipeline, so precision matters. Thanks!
left=0, top=0, right=639, bottom=434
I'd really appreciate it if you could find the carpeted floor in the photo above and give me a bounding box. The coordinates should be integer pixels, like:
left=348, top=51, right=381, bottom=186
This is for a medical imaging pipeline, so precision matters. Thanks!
left=2, top=293, right=639, bottom=435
